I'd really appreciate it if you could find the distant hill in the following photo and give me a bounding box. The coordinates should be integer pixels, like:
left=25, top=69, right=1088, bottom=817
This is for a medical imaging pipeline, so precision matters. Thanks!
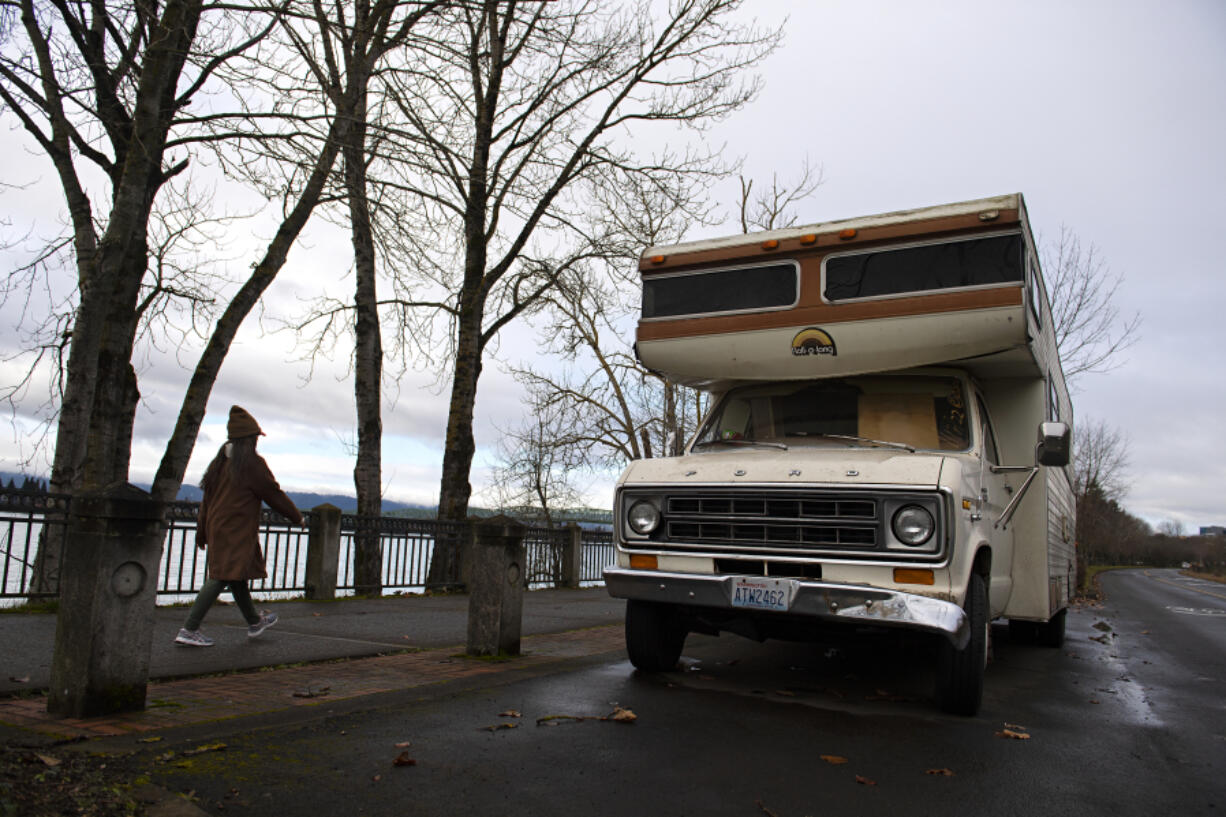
left=0, top=471, right=610, bottom=522
left=0, top=470, right=423, bottom=513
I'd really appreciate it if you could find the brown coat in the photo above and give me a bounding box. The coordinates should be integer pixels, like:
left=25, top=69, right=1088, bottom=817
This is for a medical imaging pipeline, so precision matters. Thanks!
left=196, top=452, right=304, bottom=581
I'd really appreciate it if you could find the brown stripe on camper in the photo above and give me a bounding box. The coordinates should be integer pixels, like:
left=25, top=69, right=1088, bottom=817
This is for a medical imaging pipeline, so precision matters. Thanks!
left=638, top=209, right=1021, bottom=272
left=637, top=284, right=1024, bottom=342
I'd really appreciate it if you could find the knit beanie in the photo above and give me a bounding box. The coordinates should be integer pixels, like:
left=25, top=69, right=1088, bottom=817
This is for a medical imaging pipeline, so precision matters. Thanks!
left=227, top=405, right=265, bottom=439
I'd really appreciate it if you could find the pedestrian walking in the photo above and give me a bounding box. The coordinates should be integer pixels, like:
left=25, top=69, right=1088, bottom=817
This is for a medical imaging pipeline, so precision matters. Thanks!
left=175, top=406, right=305, bottom=647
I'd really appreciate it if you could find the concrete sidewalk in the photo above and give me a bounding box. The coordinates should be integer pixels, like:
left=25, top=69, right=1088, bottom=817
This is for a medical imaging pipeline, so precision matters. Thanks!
left=0, top=587, right=627, bottom=738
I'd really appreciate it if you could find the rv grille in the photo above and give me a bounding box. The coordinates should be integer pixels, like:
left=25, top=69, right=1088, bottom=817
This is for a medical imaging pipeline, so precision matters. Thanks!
left=622, top=489, right=944, bottom=561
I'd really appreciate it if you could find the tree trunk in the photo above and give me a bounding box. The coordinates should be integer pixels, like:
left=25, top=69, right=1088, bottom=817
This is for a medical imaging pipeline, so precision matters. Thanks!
left=428, top=32, right=498, bottom=587
left=347, top=106, right=384, bottom=596
left=428, top=303, right=484, bottom=589
left=27, top=0, right=204, bottom=592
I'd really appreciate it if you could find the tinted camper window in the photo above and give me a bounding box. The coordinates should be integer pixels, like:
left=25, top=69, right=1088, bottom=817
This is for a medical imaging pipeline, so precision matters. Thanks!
left=824, top=233, right=1023, bottom=302
left=642, top=262, right=798, bottom=319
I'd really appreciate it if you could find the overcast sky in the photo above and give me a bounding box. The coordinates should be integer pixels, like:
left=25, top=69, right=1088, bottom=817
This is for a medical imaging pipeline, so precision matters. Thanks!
left=2, top=0, right=1224, bottom=531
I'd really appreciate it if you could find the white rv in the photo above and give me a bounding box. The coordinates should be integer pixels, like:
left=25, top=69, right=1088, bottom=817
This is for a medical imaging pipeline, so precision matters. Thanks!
left=604, top=193, right=1075, bottom=715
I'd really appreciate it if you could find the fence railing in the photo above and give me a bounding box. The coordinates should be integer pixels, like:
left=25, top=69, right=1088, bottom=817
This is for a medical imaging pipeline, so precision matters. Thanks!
left=1, top=486, right=616, bottom=605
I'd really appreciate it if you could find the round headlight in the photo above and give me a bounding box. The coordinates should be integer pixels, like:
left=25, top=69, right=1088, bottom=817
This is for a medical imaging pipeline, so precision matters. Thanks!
left=892, top=505, right=935, bottom=546
left=627, top=500, right=661, bottom=535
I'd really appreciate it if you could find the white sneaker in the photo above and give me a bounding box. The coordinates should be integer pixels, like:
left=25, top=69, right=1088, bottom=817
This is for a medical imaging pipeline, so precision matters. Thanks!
left=175, top=628, right=214, bottom=647
left=248, top=611, right=278, bottom=638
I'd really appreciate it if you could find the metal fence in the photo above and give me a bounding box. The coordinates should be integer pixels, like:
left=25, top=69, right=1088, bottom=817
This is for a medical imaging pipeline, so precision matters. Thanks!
left=1, top=486, right=615, bottom=605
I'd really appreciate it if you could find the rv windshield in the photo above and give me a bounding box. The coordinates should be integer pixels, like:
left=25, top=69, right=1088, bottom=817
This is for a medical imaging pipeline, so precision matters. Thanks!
left=692, top=375, right=970, bottom=453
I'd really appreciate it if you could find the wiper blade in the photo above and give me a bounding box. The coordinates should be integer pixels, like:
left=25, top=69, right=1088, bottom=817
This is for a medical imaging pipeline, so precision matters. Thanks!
left=821, top=433, right=915, bottom=453
left=692, top=438, right=789, bottom=451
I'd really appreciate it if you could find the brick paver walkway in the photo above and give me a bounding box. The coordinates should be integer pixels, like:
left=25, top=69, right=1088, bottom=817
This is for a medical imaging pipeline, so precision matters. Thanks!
left=0, top=625, right=625, bottom=739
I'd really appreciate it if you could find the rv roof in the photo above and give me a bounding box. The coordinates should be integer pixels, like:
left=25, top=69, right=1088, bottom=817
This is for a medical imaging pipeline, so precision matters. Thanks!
left=643, top=193, right=1021, bottom=258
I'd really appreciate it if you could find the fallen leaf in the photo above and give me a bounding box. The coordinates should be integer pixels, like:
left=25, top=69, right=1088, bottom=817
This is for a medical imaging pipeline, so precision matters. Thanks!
left=1090, top=699, right=1100, bottom=705
left=499, top=710, right=522, bottom=718
left=855, top=775, right=877, bottom=786
left=609, top=707, right=637, bottom=723
left=996, top=729, right=1031, bottom=740
left=182, top=742, right=227, bottom=756
left=820, top=755, right=849, bottom=765
left=925, top=768, right=955, bottom=776
left=371, top=775, right=381, bottom=783
left=392, top=752, right=416, bottom=767
left=536, top=714, right=587, bottom=726
left=1004, top=722, right=1028, bottom=731
left=137, top=736, right=163, bottom=743
left=36, top=754, right=61, bottom=767
left=394, top=741, right=412, bottom=748
left=9, top=676, right=30, bottom=684
left=482, top=722, right=519, bottom=732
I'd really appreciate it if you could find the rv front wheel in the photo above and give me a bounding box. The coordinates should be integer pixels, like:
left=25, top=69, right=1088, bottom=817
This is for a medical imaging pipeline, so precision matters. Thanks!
left=936, top=571, right=988, bottom=716
left=625, top=600, right=687, bottom=672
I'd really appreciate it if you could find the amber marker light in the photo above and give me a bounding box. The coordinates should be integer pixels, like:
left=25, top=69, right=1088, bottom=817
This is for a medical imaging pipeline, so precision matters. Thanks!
left=838, top=228, right=857, bottom=240
left=799, top=233, right=817, bottom=245
left=629, top=554, right=659, bottom=570
left=894, top=568, right=935, bottom=586
left=761, top=239, right=780, bottom=250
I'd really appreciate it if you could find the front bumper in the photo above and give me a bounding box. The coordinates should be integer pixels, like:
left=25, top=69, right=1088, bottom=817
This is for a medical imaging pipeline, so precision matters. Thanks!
left=604, top=566, right=969, bottom=649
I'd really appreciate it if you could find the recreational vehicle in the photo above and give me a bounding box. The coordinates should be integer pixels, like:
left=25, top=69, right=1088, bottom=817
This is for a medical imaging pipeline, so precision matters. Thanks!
left=604, top=193, right=1075, bottom=715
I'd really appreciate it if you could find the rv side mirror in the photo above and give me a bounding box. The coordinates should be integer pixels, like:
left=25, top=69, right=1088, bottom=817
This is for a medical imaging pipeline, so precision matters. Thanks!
left=1036, top=422, right=1071, bottom=467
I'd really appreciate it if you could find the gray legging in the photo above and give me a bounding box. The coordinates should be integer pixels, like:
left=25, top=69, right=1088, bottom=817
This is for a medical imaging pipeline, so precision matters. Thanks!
left=184, top=578, right=260, bottom=630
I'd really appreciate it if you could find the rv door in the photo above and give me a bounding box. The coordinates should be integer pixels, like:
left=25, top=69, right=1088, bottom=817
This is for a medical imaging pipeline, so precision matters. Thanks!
left=975, top=393, right=1014, bottom=614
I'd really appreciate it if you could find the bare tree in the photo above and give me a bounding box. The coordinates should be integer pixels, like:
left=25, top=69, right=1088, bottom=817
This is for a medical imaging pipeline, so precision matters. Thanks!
left=262, top=0, right=445, bottom=595
left=1072, top=416, right=1130, bottom=505
left=508, top=263, right=706, bottom=473
left=1071, top=416, right=1138, bottom=583
left=737, top=159, right=823, bottom=233
left=1, top=0, right=418, bottom=596
left=371, top=0, right=779, bottom=586
left=0, top=0, right=309, bottom=592
left=494, top=162, right=824, bottom=513
left=488, top=395, right=586, bottom=528
left=1157, top=519, right=1186, bottom=538
left=1044, top=226, right=1141, bottom=384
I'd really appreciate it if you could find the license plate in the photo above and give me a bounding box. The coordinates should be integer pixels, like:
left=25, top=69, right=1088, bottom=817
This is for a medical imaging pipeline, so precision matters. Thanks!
left=731, top=577, right=793, bottom=612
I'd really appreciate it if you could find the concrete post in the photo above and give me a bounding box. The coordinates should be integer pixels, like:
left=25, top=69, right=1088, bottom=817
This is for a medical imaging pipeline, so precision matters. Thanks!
left=466, top=515, right=526, bottom=657
left=560, top=523, right=584, bottom=588
left=48, top=483, right=164, bottom=718
left=305, top=503, right=342, bottom=600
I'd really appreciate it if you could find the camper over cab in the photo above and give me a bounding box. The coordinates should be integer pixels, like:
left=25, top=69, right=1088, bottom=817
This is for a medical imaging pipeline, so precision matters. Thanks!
left=605, top=193, right=1075, bottom=716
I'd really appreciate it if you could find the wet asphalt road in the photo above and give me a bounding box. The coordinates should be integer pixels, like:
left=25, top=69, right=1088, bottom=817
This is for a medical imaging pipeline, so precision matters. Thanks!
left=102, top=570, right=1225, bottom=816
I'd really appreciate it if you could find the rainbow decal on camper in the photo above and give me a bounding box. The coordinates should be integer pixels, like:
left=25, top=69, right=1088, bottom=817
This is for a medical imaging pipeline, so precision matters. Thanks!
left=791, top=327, right=837, bottom=357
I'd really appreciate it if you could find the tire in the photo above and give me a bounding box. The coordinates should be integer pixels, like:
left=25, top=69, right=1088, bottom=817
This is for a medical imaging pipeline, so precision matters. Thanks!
left=936, top=572, right=988, bottom=716
left=625, top=600, right=687, bottom=672
left=1036, top=608, right=1067, bottom=648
